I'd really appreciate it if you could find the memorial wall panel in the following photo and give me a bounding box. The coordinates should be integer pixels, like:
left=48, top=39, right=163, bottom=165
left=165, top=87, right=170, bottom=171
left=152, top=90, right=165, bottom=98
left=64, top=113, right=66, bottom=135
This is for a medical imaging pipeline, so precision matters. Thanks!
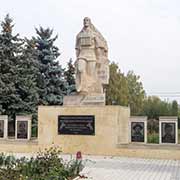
left=58, top=115, right=95, bottom=135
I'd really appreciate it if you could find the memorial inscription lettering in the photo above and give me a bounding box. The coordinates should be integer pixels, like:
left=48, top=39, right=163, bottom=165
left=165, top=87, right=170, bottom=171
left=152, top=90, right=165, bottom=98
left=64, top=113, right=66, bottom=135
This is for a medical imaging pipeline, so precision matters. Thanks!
left=162, top=122, right=175, bottom=143
left=131, top=122, right=144, bottom=142
left=58, top=115, right=95, bottom=135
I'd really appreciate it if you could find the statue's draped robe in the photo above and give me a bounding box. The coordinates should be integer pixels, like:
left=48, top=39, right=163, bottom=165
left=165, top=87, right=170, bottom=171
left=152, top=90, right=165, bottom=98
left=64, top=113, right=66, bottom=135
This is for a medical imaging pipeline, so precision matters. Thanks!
left=75, top=28, right=109, bottom=94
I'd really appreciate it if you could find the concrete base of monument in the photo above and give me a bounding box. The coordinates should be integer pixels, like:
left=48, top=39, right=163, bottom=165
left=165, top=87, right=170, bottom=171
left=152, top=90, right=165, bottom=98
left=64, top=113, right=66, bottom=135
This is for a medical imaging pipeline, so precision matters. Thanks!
left=38, top=105, right=130, bottom=155
left=63, top=93, right=105, bottom=106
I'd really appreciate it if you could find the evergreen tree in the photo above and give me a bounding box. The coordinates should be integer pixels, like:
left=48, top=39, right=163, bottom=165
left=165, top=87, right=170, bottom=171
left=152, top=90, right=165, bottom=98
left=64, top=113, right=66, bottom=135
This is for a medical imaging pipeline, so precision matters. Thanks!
left=19, top=39, right=40, bottom=136
left=0, top=14, right=23, bottom=118
left=34, top=27, right=68, bottom=105
left=16, top=39, right=39, bottom=115
left=64, top=58, right=76, bottom=93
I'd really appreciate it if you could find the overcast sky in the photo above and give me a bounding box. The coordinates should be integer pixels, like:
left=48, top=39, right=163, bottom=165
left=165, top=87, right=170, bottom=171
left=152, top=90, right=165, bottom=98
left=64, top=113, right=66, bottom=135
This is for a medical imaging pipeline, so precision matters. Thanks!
left=0, top=0, right=180, bottom=102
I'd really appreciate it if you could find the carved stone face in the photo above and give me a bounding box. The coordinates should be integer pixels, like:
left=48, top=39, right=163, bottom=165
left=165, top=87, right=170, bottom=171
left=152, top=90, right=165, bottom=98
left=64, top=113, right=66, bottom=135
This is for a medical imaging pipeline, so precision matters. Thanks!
left=83, top=17, right=91, bottom=28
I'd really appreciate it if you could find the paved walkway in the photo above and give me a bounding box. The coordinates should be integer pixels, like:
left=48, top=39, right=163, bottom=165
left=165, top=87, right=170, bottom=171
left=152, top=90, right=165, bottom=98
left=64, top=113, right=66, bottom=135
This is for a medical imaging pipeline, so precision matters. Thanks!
left=77, top=156, right=180, bottom=180
left=10, top=153, right=180, bottom=180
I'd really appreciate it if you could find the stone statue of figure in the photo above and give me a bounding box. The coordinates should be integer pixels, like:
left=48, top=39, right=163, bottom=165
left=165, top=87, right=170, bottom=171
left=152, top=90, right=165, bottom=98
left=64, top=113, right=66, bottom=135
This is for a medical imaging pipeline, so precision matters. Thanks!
left=75, top=17, right=109, bottom=95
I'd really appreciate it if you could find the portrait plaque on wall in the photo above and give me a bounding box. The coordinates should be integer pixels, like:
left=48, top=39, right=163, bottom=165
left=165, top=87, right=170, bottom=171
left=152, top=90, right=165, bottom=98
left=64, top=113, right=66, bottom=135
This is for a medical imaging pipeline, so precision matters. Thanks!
left=0, top=120, right=4, bottom=138
left=58, top=115, right=95, bottom=135
left=161, top=123, right=176, bottom=144
left=17, top=121, right=28, bottom=139
left=131, top=122, right=144, bottom=142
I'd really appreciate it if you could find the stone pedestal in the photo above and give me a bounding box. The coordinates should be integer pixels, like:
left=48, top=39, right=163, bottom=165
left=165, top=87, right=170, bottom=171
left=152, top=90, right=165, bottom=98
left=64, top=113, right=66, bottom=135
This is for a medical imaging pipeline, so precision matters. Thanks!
left=129, top=116, right=147, bottom=144
left=15, top=116, right=31, bottom=140
left=38, top=105, right=130, bottom=155
left=0, top=115, right=8, bottom=139
left=159, top=116, right=178, bottom=144
left=63, top=93, right=105, bottom=106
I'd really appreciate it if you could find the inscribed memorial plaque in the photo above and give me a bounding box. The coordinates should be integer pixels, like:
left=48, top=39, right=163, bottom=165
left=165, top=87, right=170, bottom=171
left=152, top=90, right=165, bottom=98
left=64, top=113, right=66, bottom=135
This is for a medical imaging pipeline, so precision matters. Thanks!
left=17, top=121, right=28, bottom=139
left=131, top=122, right=144, bottom=142
left=161, top=123, right=175, bottom=143
left=58, top=115, right=95, bottom=135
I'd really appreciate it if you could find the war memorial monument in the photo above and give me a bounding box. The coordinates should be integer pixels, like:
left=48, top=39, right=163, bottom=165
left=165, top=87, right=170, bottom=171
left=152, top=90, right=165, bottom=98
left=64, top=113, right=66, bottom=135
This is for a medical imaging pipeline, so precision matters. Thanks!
left=38, top=17, right=130, bottom=155
left=0, top=17, right=179, bottom=160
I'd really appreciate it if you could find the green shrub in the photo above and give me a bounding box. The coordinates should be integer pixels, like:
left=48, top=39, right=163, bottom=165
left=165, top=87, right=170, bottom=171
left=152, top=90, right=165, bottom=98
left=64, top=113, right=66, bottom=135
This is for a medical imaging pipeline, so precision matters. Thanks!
left=0, top=147, right=84, bottom=180
left=147, top=132, right=159, bottom=144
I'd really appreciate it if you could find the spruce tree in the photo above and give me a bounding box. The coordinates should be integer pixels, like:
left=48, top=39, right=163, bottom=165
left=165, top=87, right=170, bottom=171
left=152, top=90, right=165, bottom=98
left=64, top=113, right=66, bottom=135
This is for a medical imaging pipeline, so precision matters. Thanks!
left=34, top=27, right=68, bottom=105
left=64, top=58, right=76, bottom=93
left=0, top=14, right=39, bottom=134
left=0, top=14, right=23, bottom=118
left=18, top=39, right=39, bottom=136
left=16, top=39, right=39, bottom=115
